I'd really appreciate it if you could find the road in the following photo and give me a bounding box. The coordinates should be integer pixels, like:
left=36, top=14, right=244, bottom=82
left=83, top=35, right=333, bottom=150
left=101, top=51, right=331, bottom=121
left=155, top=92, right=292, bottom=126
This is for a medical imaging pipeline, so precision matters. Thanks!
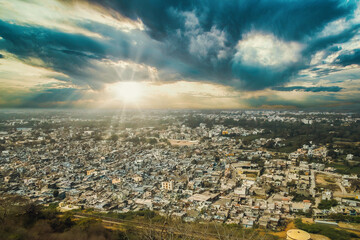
left=336, top=181, right=347, bottom=194
left=310, top=170, right=316, bottom=197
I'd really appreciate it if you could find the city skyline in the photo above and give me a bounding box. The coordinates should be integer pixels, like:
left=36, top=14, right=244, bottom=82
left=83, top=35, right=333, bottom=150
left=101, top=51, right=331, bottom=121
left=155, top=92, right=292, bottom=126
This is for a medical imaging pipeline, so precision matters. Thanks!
left=1, top=0, right=360, bottom=109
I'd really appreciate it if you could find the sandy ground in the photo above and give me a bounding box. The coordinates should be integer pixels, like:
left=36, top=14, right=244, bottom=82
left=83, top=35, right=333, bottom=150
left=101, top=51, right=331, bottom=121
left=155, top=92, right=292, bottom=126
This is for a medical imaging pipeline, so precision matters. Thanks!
left=168, top=139, right=198, bottom=146
left=338, top=222, right=360, bottom=230
left=310, top=234, right=330, bottom=240
left=302, top=218, right=314, bottom=224
left=314, top=172, right=360, bottom=198
left=316, top=173, right=342, bottom=194
left=316, top=173, right=337, bottom=185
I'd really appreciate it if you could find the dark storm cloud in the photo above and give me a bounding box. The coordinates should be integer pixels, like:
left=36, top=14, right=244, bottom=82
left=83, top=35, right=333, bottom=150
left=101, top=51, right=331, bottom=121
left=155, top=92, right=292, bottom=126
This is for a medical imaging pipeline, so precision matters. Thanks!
left=231, top=62, right=305, bottom=90
left=0, top=20, right=110, bottom=88
left=29, top=88, right=84, bottom=103
left=309, top=67, right=342, bottom=77
left=80, top=0, right=359, bottom=89
left=302, top=24, right=360, bottom=57
left=0, top=0, right=359, bottom=93
left=0, top=21, right=105, bottom=57
left=335, top=49, right=360, bottom=66
left=273, top=86, right=343, bottom=92
left=243, top=93, right=351, bottom=108
left=328, top=45, right=342, bottom=52
left=0, top=19, right=199, bottom=89
left=20, top=88, right=85, bottom=108
left=86, top=0, right=355, bottom=42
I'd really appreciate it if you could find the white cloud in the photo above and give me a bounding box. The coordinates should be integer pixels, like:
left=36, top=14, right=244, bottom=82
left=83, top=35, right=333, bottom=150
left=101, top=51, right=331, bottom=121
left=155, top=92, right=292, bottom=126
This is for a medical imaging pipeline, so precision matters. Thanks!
left=0, top=0, right=144, bottom=38
left=318, top=2, right=360, bottom=38
left=181, top=11, right=229, bottom=60
left=234, top=32, right=303, bottom=67
left=189, top=27, right=227, bottom=59
left=0, top=53, right=66, bottom=89
left=106, top=60, right=159, bottom=82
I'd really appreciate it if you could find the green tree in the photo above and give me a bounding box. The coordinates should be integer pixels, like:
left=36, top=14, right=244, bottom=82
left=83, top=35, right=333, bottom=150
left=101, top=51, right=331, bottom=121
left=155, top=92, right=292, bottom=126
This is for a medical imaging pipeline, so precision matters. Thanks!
left=53, top=190, right=59, bottom=198
left=109, top=134, right=119, bottom=141
left=318, top=199, right=338, bottom=209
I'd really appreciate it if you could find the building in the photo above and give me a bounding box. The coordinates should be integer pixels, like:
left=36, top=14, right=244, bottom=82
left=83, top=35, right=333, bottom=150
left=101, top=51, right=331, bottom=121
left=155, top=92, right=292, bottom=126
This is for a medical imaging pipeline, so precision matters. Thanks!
left=161, top=181, right=174, bottom=191
left=322, top=190, right=332, bottom=200
left=290, top=202, right=312, bottom=213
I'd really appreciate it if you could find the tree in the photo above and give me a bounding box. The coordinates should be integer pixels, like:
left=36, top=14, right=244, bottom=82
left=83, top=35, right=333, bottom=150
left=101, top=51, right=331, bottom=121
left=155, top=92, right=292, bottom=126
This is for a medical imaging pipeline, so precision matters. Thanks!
left=318, top=199, right=338, bottom=209
left=53, top=190, right=59, bottom=198
left=94, top=134, right=103, bottom=141
left=109, top=134, right=119, bottom=141
left=0, top=195, right=28, bottom=224
left=147, top=138, right=157, bottom=145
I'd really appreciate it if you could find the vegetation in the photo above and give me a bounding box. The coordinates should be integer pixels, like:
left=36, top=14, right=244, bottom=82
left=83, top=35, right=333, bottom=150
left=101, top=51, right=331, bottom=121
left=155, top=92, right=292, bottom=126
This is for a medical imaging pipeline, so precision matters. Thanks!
left=183, top=114, right=360, bottom=157
left=318, top=199, right=338, bottom=210
left=0, top=195, right=125, bottom=240
left=290, top=192, right=314, bottom=203
left=295, top=219, right=359, bottom=240
left=328, top=213, right=360, bottom=223
left=88, top=209, right=163, bottom=222
left=328, top=162, right=360, bottom=175
left=0, top=195, right=279, bottom=240
left=109, top=134, right=119, bottom=141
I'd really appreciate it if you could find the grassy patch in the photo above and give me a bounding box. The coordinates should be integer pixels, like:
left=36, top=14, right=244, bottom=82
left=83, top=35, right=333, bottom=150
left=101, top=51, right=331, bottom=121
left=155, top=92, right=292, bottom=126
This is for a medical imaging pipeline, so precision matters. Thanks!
left=328, top=162, right=360, bottom=175
left=295, top=219, right=359, bottom=240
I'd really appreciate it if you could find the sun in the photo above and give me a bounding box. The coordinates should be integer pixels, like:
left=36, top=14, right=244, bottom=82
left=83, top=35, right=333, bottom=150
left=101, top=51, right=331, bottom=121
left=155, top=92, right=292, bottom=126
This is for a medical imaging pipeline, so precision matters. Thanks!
left=115, top=82, right=143, bottom=103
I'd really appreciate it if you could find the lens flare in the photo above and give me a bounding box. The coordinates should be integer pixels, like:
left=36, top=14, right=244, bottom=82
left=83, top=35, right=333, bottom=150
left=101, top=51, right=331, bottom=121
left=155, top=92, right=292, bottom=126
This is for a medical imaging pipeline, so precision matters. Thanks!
left=115, top=82, right=143, bottom=103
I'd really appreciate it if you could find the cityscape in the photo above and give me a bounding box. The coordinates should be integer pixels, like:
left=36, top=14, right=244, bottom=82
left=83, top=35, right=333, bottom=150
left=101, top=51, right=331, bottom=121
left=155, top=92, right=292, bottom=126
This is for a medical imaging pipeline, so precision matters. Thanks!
left=0, top=109, right=359, bottom=239
left=1, top=0, right=360, bottom=239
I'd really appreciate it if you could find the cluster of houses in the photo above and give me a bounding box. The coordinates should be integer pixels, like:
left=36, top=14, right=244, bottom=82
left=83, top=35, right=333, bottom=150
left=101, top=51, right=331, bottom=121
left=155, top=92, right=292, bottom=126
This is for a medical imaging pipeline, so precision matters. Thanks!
left=0, top=110, right=359, bottom=230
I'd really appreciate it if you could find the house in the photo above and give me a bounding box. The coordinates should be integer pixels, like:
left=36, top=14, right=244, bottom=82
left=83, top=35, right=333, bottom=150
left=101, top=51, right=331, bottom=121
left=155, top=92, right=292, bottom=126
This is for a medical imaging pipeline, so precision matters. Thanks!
left=290, top=202, right=312, bottom=213
left=161, top=181, right=174, bottom=191
left=234, top=186, right=248, bottom=198
left=258, top=215, right=270, bottom=228
left=322, top=190, right=332, bottom=200
left=241, top=218, right=254, bottom=228
left=187, top=191, right=219, bottom=203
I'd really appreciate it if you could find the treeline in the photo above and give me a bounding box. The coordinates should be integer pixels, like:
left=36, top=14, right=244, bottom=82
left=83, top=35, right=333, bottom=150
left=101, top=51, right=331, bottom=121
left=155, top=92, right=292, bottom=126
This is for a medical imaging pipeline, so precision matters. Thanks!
left=184, top=115, right=360, bottom=156
left=328, top=213, right=360, bottom=223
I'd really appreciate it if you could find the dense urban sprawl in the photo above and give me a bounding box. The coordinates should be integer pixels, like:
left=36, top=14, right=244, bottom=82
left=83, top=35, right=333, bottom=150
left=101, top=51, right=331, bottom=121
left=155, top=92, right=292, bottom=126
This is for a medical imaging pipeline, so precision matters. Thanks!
left=0, top=110, right=359, bottom=231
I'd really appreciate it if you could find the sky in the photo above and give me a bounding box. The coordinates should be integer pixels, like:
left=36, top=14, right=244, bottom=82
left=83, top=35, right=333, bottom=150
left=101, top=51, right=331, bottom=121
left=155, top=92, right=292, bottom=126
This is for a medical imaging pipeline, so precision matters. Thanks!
left=0, top=0, right=360, bottom=109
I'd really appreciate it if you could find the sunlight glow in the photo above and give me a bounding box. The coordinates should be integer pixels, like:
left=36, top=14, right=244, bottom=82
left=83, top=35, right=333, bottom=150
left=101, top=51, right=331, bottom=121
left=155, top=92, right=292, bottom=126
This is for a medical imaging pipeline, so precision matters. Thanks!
left=115, top=81, right=143, bottom=103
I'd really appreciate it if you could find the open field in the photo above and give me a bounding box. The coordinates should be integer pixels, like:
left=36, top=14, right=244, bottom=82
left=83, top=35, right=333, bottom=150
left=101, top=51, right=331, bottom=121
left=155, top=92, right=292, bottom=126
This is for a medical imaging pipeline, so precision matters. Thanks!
left=329, top=162, right=360, bottom=175
left=168, top=139, right=199, bottom=146
left=310, top=234, right=330, bottom=240
left=316, top=173, right=341, bottom=192
left=316, top=174, right=338, bottom=185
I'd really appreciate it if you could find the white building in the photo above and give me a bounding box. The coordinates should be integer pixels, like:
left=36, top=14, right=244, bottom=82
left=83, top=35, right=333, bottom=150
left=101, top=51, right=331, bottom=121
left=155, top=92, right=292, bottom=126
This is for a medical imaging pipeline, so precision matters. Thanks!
left=161, top=181, right=174, bottom=191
